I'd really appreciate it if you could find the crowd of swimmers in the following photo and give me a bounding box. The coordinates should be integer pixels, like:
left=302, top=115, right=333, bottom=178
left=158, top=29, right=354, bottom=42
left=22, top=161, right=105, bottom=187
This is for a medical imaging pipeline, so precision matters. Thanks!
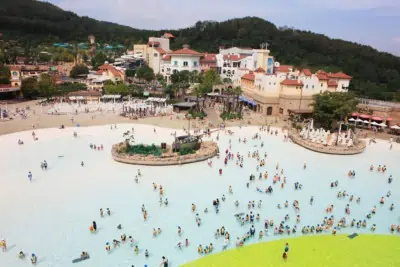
left=8, top=124, right=398, bottom=265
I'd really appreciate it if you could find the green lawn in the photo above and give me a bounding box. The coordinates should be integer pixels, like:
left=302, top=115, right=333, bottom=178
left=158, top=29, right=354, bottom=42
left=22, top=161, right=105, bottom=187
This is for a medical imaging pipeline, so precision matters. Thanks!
left=181, top=235, right=400, bottom=267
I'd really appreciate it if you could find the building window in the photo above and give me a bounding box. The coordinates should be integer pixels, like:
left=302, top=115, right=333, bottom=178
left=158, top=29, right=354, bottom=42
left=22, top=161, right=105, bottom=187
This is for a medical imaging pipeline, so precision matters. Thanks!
left=167, top=68, right=170, bottom=71
left=312, top=85, right=314, bottom=89
left=223, top=70, right=226, bottom=74
left=183, top=61, right=188, bottom=67
left=161, top=69, right=164, bottom=73
left=321, top=83, right=323, bottom=87
left=12, top=71, right=18, bottom=76
left=154, top=53, right=158, bottom=57
left=306, top=85, right=308, bottom=89
left=193, top=61, right=197, bottom=67
left=232, top=70, right=235, bottom=74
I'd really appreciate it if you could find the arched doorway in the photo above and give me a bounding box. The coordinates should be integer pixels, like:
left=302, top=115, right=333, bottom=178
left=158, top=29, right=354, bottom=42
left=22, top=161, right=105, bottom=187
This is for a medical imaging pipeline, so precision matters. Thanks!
left=257, top=104, right=261, bottom=113
left=267, top=106, right=273, bottom=116
left=213, top=89, right=220, bottom=94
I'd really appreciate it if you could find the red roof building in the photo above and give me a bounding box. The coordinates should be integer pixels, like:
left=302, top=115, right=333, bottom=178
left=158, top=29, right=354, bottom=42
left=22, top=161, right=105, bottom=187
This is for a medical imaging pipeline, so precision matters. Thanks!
left=200, top=53, right=217, bottom=71
left=327, top=81, right=338, bottom=87
left=169, top=47, right=203, bottom=56
left=274, top=65, right=292, bottom=73
left=280, top=79, right=303, bottom=86
left=163, top=32, right=175, bottom=39
left=316, top=73, right=329, bottom=80
left=162, top=55, right=171, bottom=61
left=301, top=69, right=312, bottom=76
left=254, top=67, right=266, bottom=73
left=241, top=73, right=255, bottom=81
left=155, top=48, right=167, bottom=55
left=327, top=72, right=352, bottom=80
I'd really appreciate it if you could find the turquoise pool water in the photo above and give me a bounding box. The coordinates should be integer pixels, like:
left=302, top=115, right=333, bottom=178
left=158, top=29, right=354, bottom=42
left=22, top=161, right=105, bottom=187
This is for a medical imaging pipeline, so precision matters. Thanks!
left=0, top=125, right=398, bottom=267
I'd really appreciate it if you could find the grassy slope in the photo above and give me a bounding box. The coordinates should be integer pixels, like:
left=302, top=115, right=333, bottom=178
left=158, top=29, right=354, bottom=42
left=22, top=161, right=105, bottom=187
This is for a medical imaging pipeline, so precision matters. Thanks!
left=182, top=235, right=400, bottom=267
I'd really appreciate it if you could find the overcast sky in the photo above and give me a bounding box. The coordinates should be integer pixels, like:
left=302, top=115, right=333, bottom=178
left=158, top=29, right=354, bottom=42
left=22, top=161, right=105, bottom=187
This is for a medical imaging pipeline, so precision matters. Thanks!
left=47, top=0, right=400, bottom=56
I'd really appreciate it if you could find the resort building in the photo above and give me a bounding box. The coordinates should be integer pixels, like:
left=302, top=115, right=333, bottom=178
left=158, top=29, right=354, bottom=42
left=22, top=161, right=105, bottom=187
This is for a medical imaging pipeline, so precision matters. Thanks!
left=200, top=53, right=217, bottom=73
left=160, top=45, right=203, bottom=82
left=133, top=34, right=172, bottom=73
left=96, top=63, right=125, bottom=83
left=216, top=46, right=274, bottom=81
left=235, top=64, right=352, bottom=116
left=9, top=65, right=50, bottom=87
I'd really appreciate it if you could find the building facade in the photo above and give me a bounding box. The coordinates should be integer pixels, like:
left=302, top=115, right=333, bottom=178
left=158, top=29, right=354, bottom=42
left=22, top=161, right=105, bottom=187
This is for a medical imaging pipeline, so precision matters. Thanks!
left=236, top=65, right=352, bottom=116
left=160, top=46, right=203, bottom=82
left=216, top=47, right=274, bottom=81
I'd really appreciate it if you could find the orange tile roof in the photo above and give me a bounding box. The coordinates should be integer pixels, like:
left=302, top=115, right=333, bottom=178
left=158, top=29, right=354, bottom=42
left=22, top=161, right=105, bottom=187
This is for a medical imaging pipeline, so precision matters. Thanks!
left=223, top=54, right=248, bottom=61
left=163, top=32, right=175, bottom=39
left=328, top=81, right=338, bottom=87
left=254, top=67, right=265, bottom=73
left=98, top=64, right=123, bottom=77
left=302, top=69, right=312, bottom=76
left=274, top=65, right=292, bottom=73
left=280, top=79, right=303, bottom=86
left=155, top=47, right=167, bottom=54
left=241, top=73, right=255, bottom=81
left=327, top=72, right=352, bottom=79
left=316, top=73, right=329, bottom=80
left=200, top=53, right=217, bottom=62
left=162, top=55, right=171, bottom=61
left=169, top=47, right=203, bottom=56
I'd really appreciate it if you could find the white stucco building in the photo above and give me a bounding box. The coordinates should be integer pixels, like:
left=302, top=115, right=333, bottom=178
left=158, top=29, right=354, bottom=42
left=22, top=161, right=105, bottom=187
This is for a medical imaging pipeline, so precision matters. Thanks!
left=160, top=46, right=203, bottom=82
left=216, top=47, right=274, bottom=80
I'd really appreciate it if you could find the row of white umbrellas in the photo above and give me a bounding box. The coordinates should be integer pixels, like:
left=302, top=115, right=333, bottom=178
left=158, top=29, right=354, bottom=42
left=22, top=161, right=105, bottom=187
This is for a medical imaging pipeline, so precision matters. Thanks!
left=348, top=118, right=387, bottom=127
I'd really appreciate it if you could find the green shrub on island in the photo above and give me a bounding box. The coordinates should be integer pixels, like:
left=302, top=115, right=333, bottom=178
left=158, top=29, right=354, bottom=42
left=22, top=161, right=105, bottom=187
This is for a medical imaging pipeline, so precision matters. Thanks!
left=179, top=147, right=195, bottom=155
left=220, top=111, right=243, bottom=121
left=125, top=144, right=162, bottom=157
left=188, top=110, right=207, bottom=119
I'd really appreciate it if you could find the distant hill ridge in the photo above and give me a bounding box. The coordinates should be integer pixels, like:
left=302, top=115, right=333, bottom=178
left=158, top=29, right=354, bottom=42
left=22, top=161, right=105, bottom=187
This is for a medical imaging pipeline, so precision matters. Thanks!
left=0, top=0, right=399, bottom=100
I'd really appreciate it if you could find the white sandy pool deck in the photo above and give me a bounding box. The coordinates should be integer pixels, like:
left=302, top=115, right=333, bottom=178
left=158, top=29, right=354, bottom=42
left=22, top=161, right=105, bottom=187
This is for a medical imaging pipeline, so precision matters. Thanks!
left=0, top=124, right=399, bottom=267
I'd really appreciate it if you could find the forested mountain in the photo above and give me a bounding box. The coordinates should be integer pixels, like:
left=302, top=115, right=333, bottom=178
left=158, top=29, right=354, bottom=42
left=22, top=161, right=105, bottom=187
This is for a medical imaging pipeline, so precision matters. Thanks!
left=0, top=0, right=399, bottom=100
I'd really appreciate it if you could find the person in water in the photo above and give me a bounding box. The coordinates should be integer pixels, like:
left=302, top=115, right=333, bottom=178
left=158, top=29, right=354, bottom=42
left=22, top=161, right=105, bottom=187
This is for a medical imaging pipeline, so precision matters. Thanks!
left=31, top=253, right=37, bottom=264
left=18, top=251, right=25, bottom=258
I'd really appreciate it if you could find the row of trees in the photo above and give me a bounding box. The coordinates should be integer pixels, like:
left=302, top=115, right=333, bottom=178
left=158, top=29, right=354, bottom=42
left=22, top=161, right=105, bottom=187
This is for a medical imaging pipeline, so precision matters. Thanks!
left=20, top=74, right=88, bottom=99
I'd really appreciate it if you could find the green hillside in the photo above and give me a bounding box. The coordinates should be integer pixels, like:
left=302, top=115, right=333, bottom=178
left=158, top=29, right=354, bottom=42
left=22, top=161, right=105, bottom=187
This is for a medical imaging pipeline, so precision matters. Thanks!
left=0, top=0, right=399, bottom=100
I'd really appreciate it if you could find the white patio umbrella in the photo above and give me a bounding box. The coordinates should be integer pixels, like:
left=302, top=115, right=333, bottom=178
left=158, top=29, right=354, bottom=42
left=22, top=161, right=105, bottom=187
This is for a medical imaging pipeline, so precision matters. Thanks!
left=390, top=125, right=400, bottom=130
left=371, top=121, right=379, bottom=126
left=363, top=120, right=369, bottom=124
left=348, top=118, right=355, bottom=122
left=355, top=118, right=363, bottom=122
left=379, top=123, right=387, bottom=127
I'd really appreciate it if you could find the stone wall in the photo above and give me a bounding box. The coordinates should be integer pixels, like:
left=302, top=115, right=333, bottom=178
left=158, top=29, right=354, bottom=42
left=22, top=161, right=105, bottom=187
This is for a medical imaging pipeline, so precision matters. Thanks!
left=290, top=133, right=366, bottom=155
left=112, top=141, right=219, bottom=166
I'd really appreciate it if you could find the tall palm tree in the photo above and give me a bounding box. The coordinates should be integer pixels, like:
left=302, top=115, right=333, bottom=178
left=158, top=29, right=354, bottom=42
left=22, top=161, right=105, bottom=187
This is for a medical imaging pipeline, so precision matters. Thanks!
left=232, top=86, right=243, bottom=113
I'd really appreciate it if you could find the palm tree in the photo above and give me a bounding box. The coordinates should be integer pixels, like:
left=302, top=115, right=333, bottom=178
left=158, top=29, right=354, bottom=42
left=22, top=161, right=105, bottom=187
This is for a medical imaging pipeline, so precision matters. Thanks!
left=232, top=86, right=243, bottom=113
